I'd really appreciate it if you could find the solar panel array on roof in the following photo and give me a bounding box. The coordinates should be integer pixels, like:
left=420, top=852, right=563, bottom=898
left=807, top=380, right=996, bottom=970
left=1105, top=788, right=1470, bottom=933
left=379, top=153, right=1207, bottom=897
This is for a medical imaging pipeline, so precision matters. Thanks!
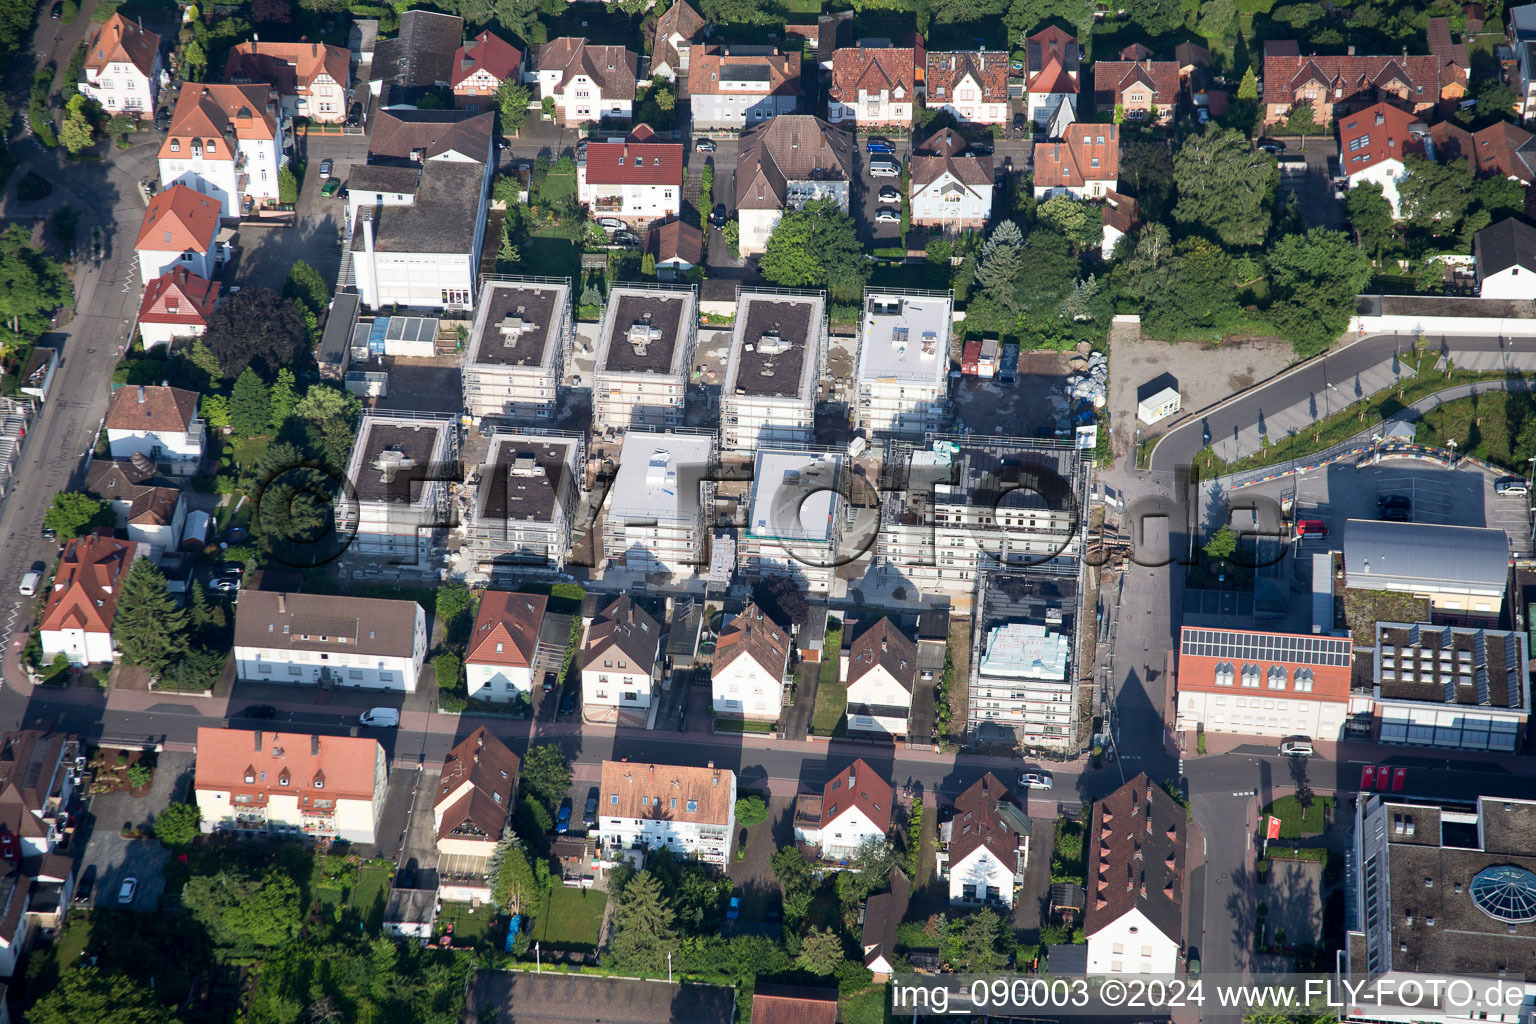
left=386, top=316, right=440, bottom=343
left=1179, top=628, right=1351, bottom=666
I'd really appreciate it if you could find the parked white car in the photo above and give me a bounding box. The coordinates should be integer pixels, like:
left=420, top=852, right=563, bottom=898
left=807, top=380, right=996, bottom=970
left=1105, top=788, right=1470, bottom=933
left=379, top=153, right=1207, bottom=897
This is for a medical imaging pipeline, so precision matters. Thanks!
left=18, top=571, right=40, bottom=596
left=360, top=707, right=400, bottom=728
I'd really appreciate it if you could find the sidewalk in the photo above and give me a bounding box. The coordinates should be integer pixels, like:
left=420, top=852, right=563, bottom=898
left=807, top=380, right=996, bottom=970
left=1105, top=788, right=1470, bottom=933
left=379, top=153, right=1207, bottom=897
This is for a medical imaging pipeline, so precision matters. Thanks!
left=1186, top=728, right=1533, bottom=775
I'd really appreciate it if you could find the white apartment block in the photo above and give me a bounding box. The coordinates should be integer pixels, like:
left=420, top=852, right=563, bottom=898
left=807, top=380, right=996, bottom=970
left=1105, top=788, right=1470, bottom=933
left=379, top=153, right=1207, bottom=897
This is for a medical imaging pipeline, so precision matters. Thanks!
left=855, top=290, right=952, bottom=437
left=592, top=285, right=697, bottom=436
left=233, top=592, right=428, bottom=692
left=338, top=411, right=456, bottom=565
left=462, top=277, right=572, bottom=424
left=739, top=447, right=845, bottom=593
left=462, top=430, right=583, bottom=580
left=877, top=435, right=1086, bottom=598
left=104, top=384, right=205, bottom=473
left=721, top=289, right=825, bottom=451
left=597, top=760, right=736, bottom=866
left=969, top=571, right=1083, bottom=753
left=603, top=429, right=716, bottom=577
left=158, top=83, right=288, bottom=219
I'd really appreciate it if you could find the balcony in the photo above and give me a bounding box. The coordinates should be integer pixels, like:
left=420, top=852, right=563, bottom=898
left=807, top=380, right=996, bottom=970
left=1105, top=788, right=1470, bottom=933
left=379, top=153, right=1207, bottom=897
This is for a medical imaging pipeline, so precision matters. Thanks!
left=592, top=196, right=624, bottom=213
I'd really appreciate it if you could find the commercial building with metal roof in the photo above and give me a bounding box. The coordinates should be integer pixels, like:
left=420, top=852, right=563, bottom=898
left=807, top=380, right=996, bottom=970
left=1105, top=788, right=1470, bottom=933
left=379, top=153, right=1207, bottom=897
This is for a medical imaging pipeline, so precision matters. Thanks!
left=1344, top=519, right=1510, bottom=617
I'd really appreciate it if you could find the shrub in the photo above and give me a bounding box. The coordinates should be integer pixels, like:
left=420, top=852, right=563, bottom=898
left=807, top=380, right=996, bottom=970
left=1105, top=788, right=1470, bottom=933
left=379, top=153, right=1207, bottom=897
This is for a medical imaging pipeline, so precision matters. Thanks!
left=154, top=802, right=201, bottom=846
left=126, top=761, right=152, bottom=788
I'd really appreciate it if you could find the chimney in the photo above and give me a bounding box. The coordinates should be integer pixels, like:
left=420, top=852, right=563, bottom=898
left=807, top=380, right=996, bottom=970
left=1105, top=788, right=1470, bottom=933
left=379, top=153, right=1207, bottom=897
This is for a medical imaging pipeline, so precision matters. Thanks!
left=254, top=731, right=263, bottom=750
left=278, top=594, right=286, bottom=613
left=311, top=735, right=320, bottom=755
left=137, top=386, right=146, bottom=404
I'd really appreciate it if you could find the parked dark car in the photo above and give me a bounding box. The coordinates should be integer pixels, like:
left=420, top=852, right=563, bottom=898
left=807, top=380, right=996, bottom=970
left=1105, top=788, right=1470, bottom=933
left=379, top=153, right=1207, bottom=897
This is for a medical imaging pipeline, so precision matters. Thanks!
left=211, top=577, right=239, bottom=593
left=1377, top=494, right=1411, bottom=521
left=555, top=798, right=572, bottom=834
left=51, top=2, right=62, bottom=18
left=712, top=203, right=727, bottom=228
left=1257, top=138, right=1286, bottom=155
left=239, top=705, right=277, bottom=720
left=558, top=689, right=577, bottom=716
left=583, top=789, right=599, bottom=827
left=74, top=866, right=95, bottom=904
left=41, top=525, right=56, bottom=540
left=215, top=562, right=245, bottom=577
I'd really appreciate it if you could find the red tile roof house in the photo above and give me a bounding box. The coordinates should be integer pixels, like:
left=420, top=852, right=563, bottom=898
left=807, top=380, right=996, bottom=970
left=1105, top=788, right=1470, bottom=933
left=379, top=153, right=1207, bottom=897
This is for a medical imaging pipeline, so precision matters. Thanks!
left=40, top=531, right=139, bottom=666
left=157, top=82, right=287, bottom=219
left=224, top=40, right=352, bottom=123
left=792, top=758, right=893, bottom=860
left=646, top=219, right=704, bottom=279
left=577, top=125, right=684, bottom=226
left=938, top=772, right=1030, bottom=908
left=1091, top=59, right=1180, bottom=125
left=77, top=13, right=162, bottom=118
left=687, top=45, right=802, bottom=130
left=104, top=384, right=205, bottom=473
left=465, top=591, right=547, bottom=703
left=1431, top=119, right=1536, bottom=183
left=752, top=986, right=838, bottom=1024
left=827, top=45, right=923, bottom=127
left=925, top=51, right=1009, bottom=125
left=651, top=0, right=708, bottom=82
left=1261, top=39, right=1438, bottom=126
left=1033, top=123, right=1119, bottom=199
left=1339, top=101, right=1431, bottom=218
left=136, top=267, right=220, bottom=349
left=1084, top=773, right=1186, bottom=976
left=133, top=184, right=220, bottom=288
left=1173, top=626, right=1356, bottom=741
left=434, top=727, right=520, bottom=900
left=534, top=37, right=639, bottom=124
left=0, top=729, right=84, bottom=976
left=451, top=30, right=523, bottom=113
left=1025, top=25, right=1080, bottom=128
left=194, top=727, right=389, bottom=843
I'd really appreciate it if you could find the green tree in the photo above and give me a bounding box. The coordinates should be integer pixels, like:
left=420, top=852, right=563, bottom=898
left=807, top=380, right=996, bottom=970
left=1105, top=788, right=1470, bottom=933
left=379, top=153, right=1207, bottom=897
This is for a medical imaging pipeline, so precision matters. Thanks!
left=1264, top=227, right=1372, bottom=356
left=26, top=966, right=179, bottom=1024
left=126, top=761, right=152, bottom=787
left=267, top=367, right=298, bottom=430
left=51, top=204, right=81, bottom=251
left=291, top=383, right=362, bottom=467
left=608, top=871, right=677, bottom=973
left=44, top=491, right=110, bottom=539
left=498, top=221, right=520, bottom=266
left=487, top=826, right=545, bottom=913
left=974, top=219, right=1026, bottom=311
left=520, top=744, right=572, bottom=812
left=1004, top=0, right=1092, bottom=39
left=230, top=367, right=272, bottom=438
left=734, top=794, right=768, bottom=827
left=1285, top=101, right=1319, bottom=144
left=1345, top=182, right=1396, bottom=261
left=183, top=868, right=302, bottom=948
left=181, top=39, right=207, bottom=80
left=1396, top=154, right=1472, bottom=237
left=281, top=260, right=329, bottom=316
left=187, top=339, right=223, bottom=383
left=701, top=163, right=713, bottom=210
left=943, top=909, right=1011, bottom=972
left=1036, top=196, right=1102, bottom=253
left=1173, top=128, right=1280, bottom=248
left=1204, top=523, right=1238, bottom=561
left=641, top=250, right=657, bottom=277
left=277, top=164, right=298, bottom=204
left=759, top=198, right=869, bottom=300
left=0, top=224, right=74, bottom=336
left=60, top=94, right=94, bottom=155
left=1119, top=138, right=1176, bottom=222
left=203, top=287, right=309, bottom=377
left=153, top=802, right=202, bottom=847
left=497, top=80, right=531, bottom=136
left=1197, top=0, right=1235, bottom=38
left=796, top=927, right=845, bottom=975
left=1237, top=67, right=1259, bottom=101
left=115, top=557, right=189, bottom=678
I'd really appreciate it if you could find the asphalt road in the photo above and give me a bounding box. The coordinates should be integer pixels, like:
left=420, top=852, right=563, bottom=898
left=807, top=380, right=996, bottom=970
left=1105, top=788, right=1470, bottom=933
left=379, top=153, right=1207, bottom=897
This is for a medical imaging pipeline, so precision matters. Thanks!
left=1148, top=335, right=1536, bottom=473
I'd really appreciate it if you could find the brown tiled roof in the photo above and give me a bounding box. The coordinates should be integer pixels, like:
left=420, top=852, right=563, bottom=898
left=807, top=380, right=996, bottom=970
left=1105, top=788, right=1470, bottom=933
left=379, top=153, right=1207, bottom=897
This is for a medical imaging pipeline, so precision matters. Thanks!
left=949, top=773, right=1026, bottom=873
left=127, top=485, right=180, bottom=527
left=687, top=46, right=801, bottom=99
left=467, top=591, right=547, bottom=667
left=0, top=731, right=69, bottom=816
left=828, top=47, right=919, bottom=104
left=1470, top=120, right=1536, bottom=181
left=1118, top=42, right=1153, bottom=61
left=1102, top=190, right=1141, bottom=234
left=159, top=83, right=277, bottom=165
left=367, top=107, right=493, bottom=162
left=599, top=759, right=733, bottom=825
left=846, top=617, right=918, bottom=692
left=1027, top=57, right=1077, bottom=97
left=647, top=219, right=704, bottom=265
left=105, top=384, right=199, bottom=432
left=85, top=14, right=160, bottom=77
left=926, top=51, right=1008, bottom=104
left=910, top=127, right=993, bottom=189
left=451, top=30, right=522, bottom=89
left=653, top=0, right=706, bottom=73
left=1339, top=102, right=1427, bottom=177
left=1084, top=773, right=1185, bottom=945
left=1091, top=60, right=1180, bottom=109
left=1426, top=16, right=1470, bottom=88
left=820, top=757, right=892, bottom=832
left=1175, top=41, right=1211, bottom=70
left=538, top=38, right=639, bottom=100
left=583, top=595, right=660, bottom=673
left=1429, top=120, right=1474, bottom=168
left=195, top=727, right=383, bottom=803
left=1027, top=26, right=1078, bottom=78
left=83, top=456, right=157, bottom=500
left=713, top=602, right=790, bottom=679
left=735, top=115, right=853, bottom=211
left=225, top=40, right=350, bottom=97
left=583, top=135, right=684, bottom=186
left=137, top=267, right=219, bottom=328
left=1261, top=50, right=1438, bottom=107
left=434, top=727, right=519, bottom=840
left=751, top=986, right=838, bottom=1024
left=1032, top=123, right=1119, bottom=189
left=860, top=867, right=910, bottom=967
left=134, top=185, right=219, bottom=253
left=232, top=591, right=423, bottom=660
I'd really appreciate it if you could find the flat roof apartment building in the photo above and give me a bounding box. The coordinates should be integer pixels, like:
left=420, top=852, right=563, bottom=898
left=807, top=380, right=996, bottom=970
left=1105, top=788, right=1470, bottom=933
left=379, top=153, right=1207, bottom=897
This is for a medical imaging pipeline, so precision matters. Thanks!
left=338, top=411, right=456, bottom=565
left=592, top=284, right=697, bottom=436
left=855, top=290, right=953, bottom=438
left=879, top=435, right=1086, bottom=601
left=969, top=571, right=1081, bottom=753
left=462, top=431, right=583, bottom=579
left=462, top=277, right=572, bottom=424
left=603, top=429, right=716, bottom=578
left=1373, top=621, right=1531, bottom=751
left=721, top=289, right=825, bottom=451
left=739, top=447, right=846, bottom=593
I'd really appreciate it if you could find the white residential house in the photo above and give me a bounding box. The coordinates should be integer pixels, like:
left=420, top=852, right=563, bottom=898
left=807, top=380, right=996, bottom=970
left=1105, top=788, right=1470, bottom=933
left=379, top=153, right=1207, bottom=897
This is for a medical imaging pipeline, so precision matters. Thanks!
left=232, top=591, right=428, bottom=692
left=224, top=41, right=351, bottom=123
left=687, top=46, right=801, bottom=129
left=734, top=116, right=853, bottom=256
left=77, top=14, right=162, bottom=118
left=925, top=51, right=1010, bottom=125
left=651, top=0, right=707, bottom=81
left=157, top=83, right=288, bottom=219
left=433, top=727, right=519, bottom=901
left=136, top=268, right=220, bottom=349
left=1025, top=26, right=1080, bottom=128
left=855, top=290, right=953, bottom=437
left=842, top=617, right=917, bottom=738
left=577, top=126, right=683, bottom=226
left=597, top=760, right=736, bottom=865
left=124, top=486, right=185, bottom=550
left=1340, top=102, right=1431, bottom=218
left=1032, top=125, right=1119, bottom=199
left=938, top=774, right=1029, bottom=908
left=40, top=533, right=137, bottom=666
left=1084, top=774, right=1186, bottom=976
left=909, top=127, right=993, bottom=234
left=826, top=47, right=918, bottom=127
left=133, top=184, right=220, bottom=288
left=464, top=591, right=548, bottom=703
left=580, top=596, right=661, bottom=721
left=710, top=602, right=790, bottom=722
left=194, top=728, right=388, bottom=844
left=104, top=385, right=205, bottom=472
left=603, top=429, right=715, bottom=577
left=1474, top=218, right=1536, bottom=299
left=535, top=38, right=638, bottom=123
left=792, top=758, right=892, bottom=861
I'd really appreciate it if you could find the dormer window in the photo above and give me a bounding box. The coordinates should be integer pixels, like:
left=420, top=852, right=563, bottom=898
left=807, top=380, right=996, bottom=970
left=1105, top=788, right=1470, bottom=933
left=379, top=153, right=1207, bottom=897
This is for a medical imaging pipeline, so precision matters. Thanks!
left=170, top=139, right=180, bottom=152
left=278, top=769, right=291, bottom=787
left=207, top=139, right=216, bottom=153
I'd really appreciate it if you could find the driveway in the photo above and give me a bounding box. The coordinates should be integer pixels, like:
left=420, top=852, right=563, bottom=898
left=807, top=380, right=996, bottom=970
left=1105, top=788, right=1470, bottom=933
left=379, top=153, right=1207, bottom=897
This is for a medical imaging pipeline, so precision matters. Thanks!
left=392, top=767, right=440, bottom=888
left=852, top=141, right=909, bottom=247
left=72, top=750, right=193, bottom=911
left=1277, top=138, right=1342, bottom=231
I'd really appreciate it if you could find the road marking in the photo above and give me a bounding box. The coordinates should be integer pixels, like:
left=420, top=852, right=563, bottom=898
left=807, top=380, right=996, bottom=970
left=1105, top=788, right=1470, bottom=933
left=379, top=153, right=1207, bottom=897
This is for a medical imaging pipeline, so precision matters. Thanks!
left=0, top=601, right=18, bottom=651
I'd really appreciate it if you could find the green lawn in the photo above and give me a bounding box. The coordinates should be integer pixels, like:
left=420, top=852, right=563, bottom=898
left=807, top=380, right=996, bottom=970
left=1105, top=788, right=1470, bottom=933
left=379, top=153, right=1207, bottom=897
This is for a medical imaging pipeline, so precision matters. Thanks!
left=715, top=718, right=775, bottom=733
left=811, top=626, right=846, bottom=736
left=536, top=170, right=577, bottom=207
left=353, top=864, right=392, bottom=926
left=528, top=886, right=606, bottom=950
left=1415, top=390, right=1534, bottom=471
left=1261, top=795, right=1335, bottom=840
left=841, top=987, right=889, bottom=1024
left=523, top=234, right=581, bottom=285
left=438, top=901, right=496, bottom=945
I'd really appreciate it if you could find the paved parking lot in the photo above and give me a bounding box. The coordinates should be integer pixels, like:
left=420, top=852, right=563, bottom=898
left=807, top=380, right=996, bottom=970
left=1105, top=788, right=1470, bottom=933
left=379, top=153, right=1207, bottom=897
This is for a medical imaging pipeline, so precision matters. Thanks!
left=852, top=140, right=909, bottom=247
left=1276, top=138, right=1342, bottom=231
left=73, top=750, right=192, bottom=910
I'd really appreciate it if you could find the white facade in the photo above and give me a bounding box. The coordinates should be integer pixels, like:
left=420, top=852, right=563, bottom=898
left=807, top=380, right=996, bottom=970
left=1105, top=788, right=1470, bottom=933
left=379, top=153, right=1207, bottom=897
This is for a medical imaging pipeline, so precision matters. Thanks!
left=1179, top=688, right=1349, bottom=740
left=720, top=290, right=825, bottom=450
left=1028, top=89, right=1075, bottom=127
left=947, top=845, right=1018, bottom=907
left=1085, top=906, right=1181, bottom=975
left=691, top=85, right=797, bottom=129
left=537, top=70, right=632, bottom=123
left=711, top=645, right=785, bottom=720
left=338, top=412, right=456, bottom=562
left=106, top=417, right=205, bottom=471
left=461, top=431, right=583, bottom=578
left=580, top=658, right=656, bottom=714
left=738, top=448, right=845, bottom=592
left=463, top=278, right=572, bottom=422
left=467, top=659, right=533, bottom=701
left=1348, top=159, right=1411, bottom=219
left=844, top=661, right=913, bottom=736
left=126, top=494, right=186, bottom=550
left=603, top=430, right=714, bottom=576
left=576, top=170, right=681, bottom=224
left=591, top=286, right=697, bottom=434
left=597, top=767, right=736, bottom=866
left=855, top=291, right=953, bottom=437
left=80, top=57, right=160, bottom=118
left=815, top=805, right=885, bottom=862
left=910, top=172, right=992, bottom=233
left=738, top=183, right=849, bottom=256
left=1479, top=264, right=1536, bottom=300
left=41, top=625, right=115, bottom=667
left=159, top=133, right=284, bottom=220
left=137, top=245, right=215, bottom=290
left=195, top=739, right=388, bottom=845
left=352, top=159, right=492, bottom=313
left=234, top=604, right=428, bottom=692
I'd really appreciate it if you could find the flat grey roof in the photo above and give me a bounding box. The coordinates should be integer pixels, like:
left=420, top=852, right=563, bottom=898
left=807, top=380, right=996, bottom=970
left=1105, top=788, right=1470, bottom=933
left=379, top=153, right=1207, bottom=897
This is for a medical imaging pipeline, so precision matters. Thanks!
left=856, top=291, right=952, bottom=385
left=725, top=293, right=821, bottom=400
left=467, top=280, right=568, bottom=370
left=608, top=430, right=714, bottom=524
left=477, top=433, right=578, bottom=524
left=347, top=415, right=454, bottom=505
left=596, top=288, right=693, bottom=377
left=1344, top=519, right=1510, bottom=592
left=319, top=293, right=361, bottom=364
left=355, top=161, right=484, bottom=253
